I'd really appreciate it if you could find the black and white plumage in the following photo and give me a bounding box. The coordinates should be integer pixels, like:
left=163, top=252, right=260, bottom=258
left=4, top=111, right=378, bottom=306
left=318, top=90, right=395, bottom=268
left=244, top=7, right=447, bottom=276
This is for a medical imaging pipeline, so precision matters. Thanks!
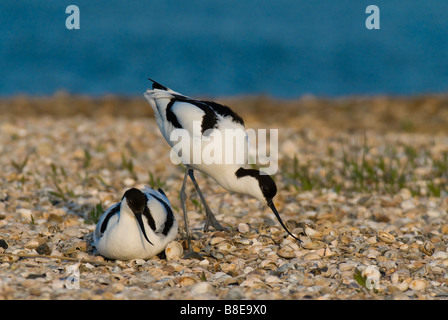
left=93, top=186, right=178, bottom=260
left=144, top=79, right=299, bottom=257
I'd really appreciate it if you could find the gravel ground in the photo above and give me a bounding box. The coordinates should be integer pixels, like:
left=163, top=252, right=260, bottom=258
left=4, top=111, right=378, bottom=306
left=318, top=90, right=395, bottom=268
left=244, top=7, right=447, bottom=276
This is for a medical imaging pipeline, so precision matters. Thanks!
left=0, top=94, right=447, bottom=300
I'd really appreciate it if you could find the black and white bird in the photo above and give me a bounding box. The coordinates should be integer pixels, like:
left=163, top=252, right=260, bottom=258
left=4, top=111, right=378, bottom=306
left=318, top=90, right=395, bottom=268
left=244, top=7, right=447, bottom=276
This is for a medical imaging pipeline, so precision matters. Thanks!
left=144, top=79, right=299, bottom=257
left=93, top=186, right=178, bottom=260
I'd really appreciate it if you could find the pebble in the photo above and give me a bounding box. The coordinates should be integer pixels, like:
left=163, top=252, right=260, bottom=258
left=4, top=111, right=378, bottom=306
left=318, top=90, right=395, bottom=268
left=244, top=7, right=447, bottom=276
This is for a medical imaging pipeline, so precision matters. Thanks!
left=305, top=227, right=323, bottom=240
left=16, top=208, right=33, bottom=221
left=303, top=253, right=321, bottom=261
left=432, top=251, right=448, bottom=259
left=165, top=241, right=183, bottom=260
left=0, top=239, right=8, bottom=250
left=190, top=282, right=214, bottom=296
left=36, top=243, right=51, bottom=255
left=315, top=276, right=332, bottom=287
left=210, top=237, right=226, bottom=246
left=277, top=247, right=295, bottom=259
left=179, top=277, right=196, bottom=287
left=377, top=231, right=395, bottom=243
left=24, top=239, right=40, bottom=249
left=339, top=261, right=358, bottom=272
left=408, top=279, right=428, bottom=291
left=394, top=280, right=411, bottom=292
left=238, top=223, right=250, bottom=233
left=401, top=199, right=416, bottom=210
left=217, top=242, right=235, bottom=252
left=302, top=241, right=325, bottom=250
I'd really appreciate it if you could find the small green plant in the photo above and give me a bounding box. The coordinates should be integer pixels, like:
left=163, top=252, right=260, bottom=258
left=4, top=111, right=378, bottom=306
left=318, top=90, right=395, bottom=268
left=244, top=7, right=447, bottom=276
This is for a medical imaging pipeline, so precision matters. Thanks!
left=48, top=163, right=75, bottom=201
left=433, top=152, right=448, bottom=179
left=427, top=181, right=441, bottom=197
left=353, top=268, right=367, bottom=287
left=148, top=171, right=167, bottom=190
left=86, top=202, right=104, bottom=224
left=83, top=149, right=92, bottom=169
left=96, top=175, right=111, bottom=188
left=280, top=133, right=447, bottom=198
left=121, top=153, right=134, bottom=174
left=11, top=155, right=29, bottom=174
left=340, top=138, right=411, bottom=194
left=191, top=198, right=203, bottom=213
left=400, top=119, right=415, bottom=132
left=285, top=155, right=319, bottom=191
left=48, top=184, right=75, bottom=201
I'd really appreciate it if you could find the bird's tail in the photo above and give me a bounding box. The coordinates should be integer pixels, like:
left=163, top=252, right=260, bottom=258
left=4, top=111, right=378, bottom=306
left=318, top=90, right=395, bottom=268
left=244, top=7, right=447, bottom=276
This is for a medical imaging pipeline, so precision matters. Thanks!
left=147, top=78, right=169, bottom=91
left=146, top=78, right=182, bottom=96
left=144, top=78, right=177, bottom=115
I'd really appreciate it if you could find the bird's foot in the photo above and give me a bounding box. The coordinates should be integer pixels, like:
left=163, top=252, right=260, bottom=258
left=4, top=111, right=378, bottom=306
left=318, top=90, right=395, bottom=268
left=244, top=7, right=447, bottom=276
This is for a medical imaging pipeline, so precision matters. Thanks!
left=203, top=212, right=227, bottom=232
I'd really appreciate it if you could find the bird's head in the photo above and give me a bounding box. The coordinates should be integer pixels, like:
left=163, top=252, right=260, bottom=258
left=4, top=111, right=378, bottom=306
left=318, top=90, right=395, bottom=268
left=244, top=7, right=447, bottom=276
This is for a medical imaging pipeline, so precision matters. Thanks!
left=235, top=167, right=299, bottom=242
left=122, top=188, right=153, bottom=246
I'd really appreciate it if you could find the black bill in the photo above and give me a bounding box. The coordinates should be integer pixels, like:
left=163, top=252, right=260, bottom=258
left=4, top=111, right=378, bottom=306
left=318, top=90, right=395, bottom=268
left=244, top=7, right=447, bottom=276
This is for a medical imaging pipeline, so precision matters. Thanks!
left=267, top=199, right=301, bottom=242
left=134, top=212, right=153, bottom=246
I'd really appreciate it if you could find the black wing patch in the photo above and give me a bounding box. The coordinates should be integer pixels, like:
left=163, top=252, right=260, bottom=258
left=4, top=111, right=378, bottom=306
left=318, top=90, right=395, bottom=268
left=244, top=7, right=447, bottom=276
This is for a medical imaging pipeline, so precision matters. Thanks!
left=203, top=100, right=244, bottom=127
left=158, top=188, right=167, bottom=197
left=143, top=194, right=157, bottom=232
left=151, top=194, right=175, bottom=236
left=100, top=203, right=120, bottom=234
left=166, top=94, right=244, bottom=134
left=166, top=99, right=183, bottom=129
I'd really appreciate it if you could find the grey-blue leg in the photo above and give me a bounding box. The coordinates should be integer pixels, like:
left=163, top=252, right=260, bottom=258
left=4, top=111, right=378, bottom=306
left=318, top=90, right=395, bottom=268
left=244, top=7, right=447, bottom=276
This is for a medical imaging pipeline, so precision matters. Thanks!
left=187, top=169, right=226, bottom=232
left=180, top=168, right=202, bottom=259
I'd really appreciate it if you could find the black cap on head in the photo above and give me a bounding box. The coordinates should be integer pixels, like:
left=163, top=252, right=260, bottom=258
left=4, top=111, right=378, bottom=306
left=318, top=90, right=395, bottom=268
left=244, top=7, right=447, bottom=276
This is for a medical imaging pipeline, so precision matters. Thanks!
left=124, top=188, right=146, bottom=211
left=235, top=168, right=277, bottom=201
left=258, top=175, right=277, bottom=201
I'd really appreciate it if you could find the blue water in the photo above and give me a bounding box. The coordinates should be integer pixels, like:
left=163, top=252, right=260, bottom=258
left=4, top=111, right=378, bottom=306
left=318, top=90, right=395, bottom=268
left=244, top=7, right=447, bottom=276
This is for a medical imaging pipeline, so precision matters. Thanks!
left=1, top=0, right=448, bottom=98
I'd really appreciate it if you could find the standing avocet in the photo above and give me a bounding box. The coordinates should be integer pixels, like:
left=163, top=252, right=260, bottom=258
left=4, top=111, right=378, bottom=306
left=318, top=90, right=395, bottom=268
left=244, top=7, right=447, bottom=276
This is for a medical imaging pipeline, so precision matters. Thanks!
left=144, top=79, right=299, bottom=257
left=93, top=186, right=178, bottom=260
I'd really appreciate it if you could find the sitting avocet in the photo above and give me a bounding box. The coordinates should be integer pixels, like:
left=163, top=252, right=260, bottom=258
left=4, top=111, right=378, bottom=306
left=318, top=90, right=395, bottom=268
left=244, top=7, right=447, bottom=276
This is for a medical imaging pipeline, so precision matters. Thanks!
left=93, top=186, right=178, bottom=260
